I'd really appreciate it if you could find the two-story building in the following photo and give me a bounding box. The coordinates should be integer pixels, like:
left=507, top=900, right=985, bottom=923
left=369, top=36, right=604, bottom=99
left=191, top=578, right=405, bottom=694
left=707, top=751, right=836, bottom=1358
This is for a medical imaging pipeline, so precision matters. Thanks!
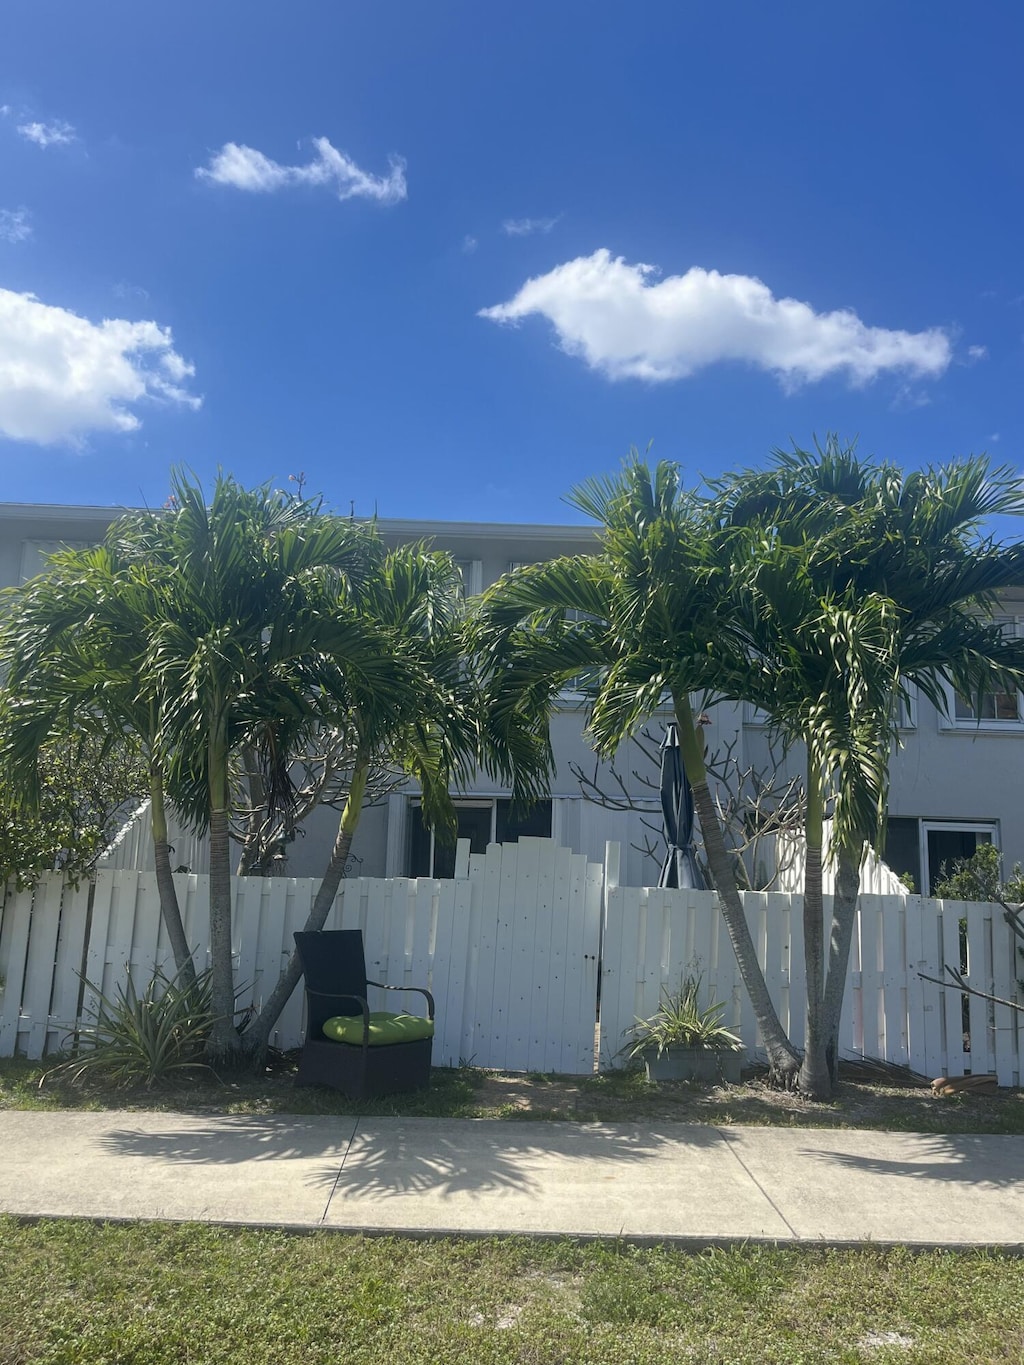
left=2, top=500, right=1021, bottom=892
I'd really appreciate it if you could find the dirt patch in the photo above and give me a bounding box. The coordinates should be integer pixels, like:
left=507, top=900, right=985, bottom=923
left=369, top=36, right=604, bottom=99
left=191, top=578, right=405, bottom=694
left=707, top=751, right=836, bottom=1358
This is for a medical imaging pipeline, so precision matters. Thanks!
left=7, top=1051, right=1023, bottom=1134
left=468, top=1062, right=1024, bottom=1134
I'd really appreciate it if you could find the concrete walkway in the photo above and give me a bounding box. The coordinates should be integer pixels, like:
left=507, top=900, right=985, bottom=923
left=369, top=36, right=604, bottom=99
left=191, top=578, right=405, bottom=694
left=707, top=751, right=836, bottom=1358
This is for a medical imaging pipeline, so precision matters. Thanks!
left=2, top=1110, right=1022, bottom=1248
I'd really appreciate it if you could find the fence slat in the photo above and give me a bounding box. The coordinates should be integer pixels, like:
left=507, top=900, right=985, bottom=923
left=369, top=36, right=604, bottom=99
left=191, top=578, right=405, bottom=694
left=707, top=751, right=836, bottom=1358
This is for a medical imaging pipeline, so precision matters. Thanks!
left=47, top=880, right=92, bottom=1053
left=0, top=884, right=35, bottom=1055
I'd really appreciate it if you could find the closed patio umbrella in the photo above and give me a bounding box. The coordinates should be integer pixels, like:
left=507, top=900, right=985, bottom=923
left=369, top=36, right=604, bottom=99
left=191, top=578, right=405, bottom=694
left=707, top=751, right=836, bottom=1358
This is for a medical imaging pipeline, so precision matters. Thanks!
left=658, top=721, right=705, bottom=890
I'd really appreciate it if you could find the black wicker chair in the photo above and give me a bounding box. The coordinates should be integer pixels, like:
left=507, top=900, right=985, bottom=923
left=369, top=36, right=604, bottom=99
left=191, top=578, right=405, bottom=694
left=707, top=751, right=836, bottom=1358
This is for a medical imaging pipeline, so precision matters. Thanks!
left=293, top=930, right=435, bottom=1099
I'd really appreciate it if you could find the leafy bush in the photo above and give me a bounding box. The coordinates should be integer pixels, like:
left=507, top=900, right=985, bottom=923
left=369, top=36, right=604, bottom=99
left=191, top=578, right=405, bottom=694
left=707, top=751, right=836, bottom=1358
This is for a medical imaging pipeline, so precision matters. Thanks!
left=0, top=728, right=146, bottom=888
left=933, top=842, right=1024, bottom=902
left=44, top=964, right=217, bottom=1089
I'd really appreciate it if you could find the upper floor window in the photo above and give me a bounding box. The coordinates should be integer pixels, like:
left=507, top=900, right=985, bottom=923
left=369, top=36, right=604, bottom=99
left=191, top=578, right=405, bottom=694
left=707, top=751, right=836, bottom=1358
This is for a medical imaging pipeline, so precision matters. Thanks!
left=453, top=559, right=483, bottom=598
left=20, top=539, right=90, bottom=583
left=951, top=616, right=1024, bottom=728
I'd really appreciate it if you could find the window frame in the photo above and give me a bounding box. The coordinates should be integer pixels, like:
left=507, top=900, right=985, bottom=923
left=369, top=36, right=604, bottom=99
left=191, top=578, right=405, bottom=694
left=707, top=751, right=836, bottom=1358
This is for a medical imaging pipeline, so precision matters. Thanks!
left=943, top=616, right=1024, bottom=733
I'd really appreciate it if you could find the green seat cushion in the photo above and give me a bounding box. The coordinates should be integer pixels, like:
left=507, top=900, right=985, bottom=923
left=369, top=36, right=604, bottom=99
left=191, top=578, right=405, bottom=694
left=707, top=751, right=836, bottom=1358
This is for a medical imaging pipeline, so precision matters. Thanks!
left=322, top=1012, right=434, bottom=1047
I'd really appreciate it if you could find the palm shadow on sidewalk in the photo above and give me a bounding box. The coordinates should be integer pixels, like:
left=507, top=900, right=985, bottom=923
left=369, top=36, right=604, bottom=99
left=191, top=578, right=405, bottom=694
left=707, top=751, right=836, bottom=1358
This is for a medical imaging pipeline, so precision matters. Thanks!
left=95, top=1116, right=724, bottom=1199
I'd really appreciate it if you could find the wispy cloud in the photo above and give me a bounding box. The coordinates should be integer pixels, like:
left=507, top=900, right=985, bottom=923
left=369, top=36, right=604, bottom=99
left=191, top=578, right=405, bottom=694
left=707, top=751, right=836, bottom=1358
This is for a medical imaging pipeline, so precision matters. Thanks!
left=502, top=214, right=561, bottom=237
left=17, top=118, right=76, bottom=148
left=461, top=234, right=478, bottom=254
left=0, top=288, right=200, bottom=445
left=113, top=281, right=151, bottom=302
left=195, top=137, right=406, bottom=204
left=480, top=249, right=953, bottom=390
left=966, top=344, right=988, bottom=362
left=0, top=208, right=32, bottom=243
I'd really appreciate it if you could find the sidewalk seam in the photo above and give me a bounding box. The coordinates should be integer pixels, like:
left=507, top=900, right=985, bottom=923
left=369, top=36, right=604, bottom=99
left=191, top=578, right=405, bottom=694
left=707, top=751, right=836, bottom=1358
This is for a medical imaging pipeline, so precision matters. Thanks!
left=319, top=1118, right=360, bottom=1226
left=716, top=1127, right=798, bottom=1239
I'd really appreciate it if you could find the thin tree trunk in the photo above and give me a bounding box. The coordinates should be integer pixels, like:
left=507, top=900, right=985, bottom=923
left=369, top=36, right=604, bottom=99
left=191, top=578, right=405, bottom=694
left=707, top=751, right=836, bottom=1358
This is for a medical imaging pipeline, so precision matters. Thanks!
left=820, top=844, right=862, bottom=1086
left=798, top=762, right=832, bottom=1098
left=244, top=760, right=369, bottom=1064
left=236, top=747, right=268, bottom=876
left=205, top=719, right=242, bottom=1064
left=149, top=772, right=197, bottom=991
left=673, top=692, right=800, bottom=1083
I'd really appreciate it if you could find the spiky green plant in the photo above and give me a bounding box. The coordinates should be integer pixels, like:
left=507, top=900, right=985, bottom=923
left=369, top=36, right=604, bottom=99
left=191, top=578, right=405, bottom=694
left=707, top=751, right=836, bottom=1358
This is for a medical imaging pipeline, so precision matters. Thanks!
left=622, top=977, right=741, bottom=1060
left=43, top=964, right=218, bottom=1089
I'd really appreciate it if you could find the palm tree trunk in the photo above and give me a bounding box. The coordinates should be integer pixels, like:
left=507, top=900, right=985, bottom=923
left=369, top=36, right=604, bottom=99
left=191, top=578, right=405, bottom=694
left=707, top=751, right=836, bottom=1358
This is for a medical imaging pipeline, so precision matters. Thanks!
left=149, top=771, right=197, bottom=991
left=798, top=761, right=832, bottom=1098
left=820, top=844, right=862, bottom=1086
left=673, top=692, right=800, bottom=1084
left=244, top=760, right=369, bottom=1064
left=205, top=718, right=242, bottom=1064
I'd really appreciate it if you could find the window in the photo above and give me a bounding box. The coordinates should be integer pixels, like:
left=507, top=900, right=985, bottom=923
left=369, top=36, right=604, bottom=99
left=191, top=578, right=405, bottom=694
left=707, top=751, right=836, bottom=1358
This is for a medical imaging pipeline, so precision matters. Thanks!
left=409, top=798, right=552, bottom=878
left=895, top=687, right=916, bottom=730
left=453, top=559, right=483, bottom=597
left=19, top=539, right=90, bottom=583
left=885, top=817, right=998, bottom=896
left=954, top=690, right=1022, bottom=723
left=951, top=616, right=1024, bottom=727
left=921, top=822, right=996, bottom=897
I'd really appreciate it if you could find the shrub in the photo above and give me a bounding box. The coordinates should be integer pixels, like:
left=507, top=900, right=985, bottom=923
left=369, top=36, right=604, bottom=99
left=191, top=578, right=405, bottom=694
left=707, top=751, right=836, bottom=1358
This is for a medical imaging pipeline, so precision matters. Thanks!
left=44, top=964, right=217, bottom=1089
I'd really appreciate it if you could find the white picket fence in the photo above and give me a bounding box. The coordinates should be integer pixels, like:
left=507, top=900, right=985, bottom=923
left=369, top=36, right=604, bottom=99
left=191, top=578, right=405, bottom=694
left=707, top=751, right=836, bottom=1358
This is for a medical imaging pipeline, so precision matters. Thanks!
left=1, top=838, right=1021, bottom=1084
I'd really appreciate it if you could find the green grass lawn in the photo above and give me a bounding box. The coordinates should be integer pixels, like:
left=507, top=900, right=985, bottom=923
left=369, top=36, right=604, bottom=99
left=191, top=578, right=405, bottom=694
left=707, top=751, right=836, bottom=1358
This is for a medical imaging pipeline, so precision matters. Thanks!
left=0, top=1218, right=1020, bottom=1365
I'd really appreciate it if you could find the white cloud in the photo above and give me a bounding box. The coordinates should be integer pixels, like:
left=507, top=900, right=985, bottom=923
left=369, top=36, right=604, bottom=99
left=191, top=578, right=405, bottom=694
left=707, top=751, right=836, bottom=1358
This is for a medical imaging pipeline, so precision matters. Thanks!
left=480, top=249, right=953, bottom=389
left=967, top=344, right=988, bottom=361
left=0, top=208, right=32, bottom=243
left=17, top=119, right=76, bottom=148
left=195, top=137, right=406, bottom=204
left=502, top=215, right=561, bottom=236
left=462, top=234, right=478, bottom=254
left=0, top=288, right=200, bottom=445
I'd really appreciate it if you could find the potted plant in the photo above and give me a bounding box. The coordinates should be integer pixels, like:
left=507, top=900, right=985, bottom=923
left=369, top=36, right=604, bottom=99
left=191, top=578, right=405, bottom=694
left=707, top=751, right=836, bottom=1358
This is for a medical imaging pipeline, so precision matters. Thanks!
left=622, top=975, right=744, bottom=1083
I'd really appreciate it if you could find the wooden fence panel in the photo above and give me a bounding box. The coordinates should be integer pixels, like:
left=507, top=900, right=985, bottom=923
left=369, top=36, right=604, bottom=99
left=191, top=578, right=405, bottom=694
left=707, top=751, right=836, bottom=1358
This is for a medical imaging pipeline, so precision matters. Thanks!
left=990, top=904, right=1021, bottom=1087
left=18, top=875, right=64, bottom=1059
left=2, top=848, right=1021, bottom=1084
left=47, top=879, right=92, bottom=1054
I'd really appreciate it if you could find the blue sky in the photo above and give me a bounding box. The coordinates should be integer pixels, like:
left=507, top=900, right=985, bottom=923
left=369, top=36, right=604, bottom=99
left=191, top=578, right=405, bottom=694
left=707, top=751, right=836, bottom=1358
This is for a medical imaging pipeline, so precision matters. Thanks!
left=0, top=3, right=1021, bottom=523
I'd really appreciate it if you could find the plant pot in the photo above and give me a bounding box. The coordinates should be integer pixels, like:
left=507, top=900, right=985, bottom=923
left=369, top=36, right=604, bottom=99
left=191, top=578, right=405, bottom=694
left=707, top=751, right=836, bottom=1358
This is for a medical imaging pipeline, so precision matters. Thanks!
left=643, top=1046, right=744, bottom=1084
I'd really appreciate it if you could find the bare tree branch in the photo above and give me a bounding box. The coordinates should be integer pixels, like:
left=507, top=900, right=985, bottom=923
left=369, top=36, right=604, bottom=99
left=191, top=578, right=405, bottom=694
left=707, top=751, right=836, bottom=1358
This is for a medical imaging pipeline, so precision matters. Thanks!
left=570, top=719, right=805, bottom=891
left=918, top=963, right=1023, bottom=1015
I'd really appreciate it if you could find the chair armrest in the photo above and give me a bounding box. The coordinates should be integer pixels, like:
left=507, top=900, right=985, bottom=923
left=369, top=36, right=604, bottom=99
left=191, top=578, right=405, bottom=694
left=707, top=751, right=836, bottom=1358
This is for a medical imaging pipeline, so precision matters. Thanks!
left=366, top=980, right=435, bottom=1021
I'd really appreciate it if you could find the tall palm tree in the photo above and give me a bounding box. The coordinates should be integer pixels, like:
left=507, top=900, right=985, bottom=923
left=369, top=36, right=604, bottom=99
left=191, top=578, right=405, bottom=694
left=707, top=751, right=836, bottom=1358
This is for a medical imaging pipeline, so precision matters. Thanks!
left=719, top=440, right=1024, bottom=1094
left=478, top=448, right=1024, bottom=1094
left=475, top=459, right=803, bottom=1080
left=0, top=543, right=198, bottom=989
left=112, top=472, right=403, bottom=1064
left=243, top=539, right=503, bottom=1061
left=3, top=476, right=551, bottom=1069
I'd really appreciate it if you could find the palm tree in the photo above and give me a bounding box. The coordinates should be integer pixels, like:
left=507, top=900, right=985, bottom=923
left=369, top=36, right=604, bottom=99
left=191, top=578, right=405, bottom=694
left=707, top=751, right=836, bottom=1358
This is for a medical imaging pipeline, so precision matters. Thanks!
left=0, top=543, right=198, bottom=989
left=111, top=472, right=402, bottom=1064
left=477, top=447, right=1024, bottom=1094
left=2, top=475, right=551, bottom=1070
left=243, top=539, right=503, bottom=1061
left=719, top=440, right=1024, bottom=1094
left=475, top=459, right=803, bottom=1081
